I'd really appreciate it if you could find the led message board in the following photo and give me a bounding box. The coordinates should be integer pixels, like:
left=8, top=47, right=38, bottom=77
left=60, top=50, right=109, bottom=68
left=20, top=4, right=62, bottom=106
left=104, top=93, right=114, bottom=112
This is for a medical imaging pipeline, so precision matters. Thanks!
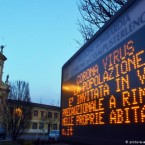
left=61, top=0, right=145, bottom=144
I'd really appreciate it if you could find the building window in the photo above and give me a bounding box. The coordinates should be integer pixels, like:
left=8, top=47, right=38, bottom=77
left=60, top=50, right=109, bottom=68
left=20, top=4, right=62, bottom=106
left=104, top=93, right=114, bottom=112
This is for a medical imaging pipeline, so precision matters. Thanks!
left=33, top=110, right=38, bottom=117
left=39, top=123, right=44, bottom=129
left=53, top=124, right=57, bottom=130
left=48, top=112, right=52, bottom=118
left=32, top=122, right=37, bottom=129
left=54, top=113, right=58, bottom=118
left=41, top=111, right=45, bottom=117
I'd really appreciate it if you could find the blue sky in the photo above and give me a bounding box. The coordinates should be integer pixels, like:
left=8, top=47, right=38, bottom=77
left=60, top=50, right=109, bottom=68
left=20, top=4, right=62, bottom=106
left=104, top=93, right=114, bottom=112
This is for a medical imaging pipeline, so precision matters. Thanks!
left=0, top=0, right=82, bottom=105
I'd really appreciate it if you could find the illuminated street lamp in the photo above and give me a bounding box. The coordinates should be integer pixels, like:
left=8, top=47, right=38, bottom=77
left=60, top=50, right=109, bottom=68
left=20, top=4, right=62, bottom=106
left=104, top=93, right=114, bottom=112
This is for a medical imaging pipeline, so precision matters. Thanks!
left=14, top=108, right=22, bottom=117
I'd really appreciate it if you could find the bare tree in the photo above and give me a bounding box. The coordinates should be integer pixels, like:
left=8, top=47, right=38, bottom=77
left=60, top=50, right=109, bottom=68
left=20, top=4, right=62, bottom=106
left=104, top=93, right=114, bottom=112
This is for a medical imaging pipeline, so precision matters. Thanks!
left=39, top=114, right=53, bottom=135
left=1, top=81, right=32, bottom=140
left=39, top=110, right=59, bottom=135
left=77, top=0, right=127, bottom=44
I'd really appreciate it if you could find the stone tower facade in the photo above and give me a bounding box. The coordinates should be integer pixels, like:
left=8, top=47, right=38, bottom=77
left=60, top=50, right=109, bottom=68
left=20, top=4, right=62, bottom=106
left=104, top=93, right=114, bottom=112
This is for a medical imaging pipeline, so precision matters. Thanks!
left=0, top=50, right=9, bottom=98
left=0, top=48, right=10, bottom=127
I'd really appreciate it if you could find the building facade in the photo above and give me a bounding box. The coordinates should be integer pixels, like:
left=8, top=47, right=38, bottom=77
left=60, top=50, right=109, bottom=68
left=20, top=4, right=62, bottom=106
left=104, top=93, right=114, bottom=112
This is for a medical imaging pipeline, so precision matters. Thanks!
left=7, top=99, right=60, bottom=135
left=0, top=47, right=10, bottom=127
left=29, top=102, right=60, bottom=135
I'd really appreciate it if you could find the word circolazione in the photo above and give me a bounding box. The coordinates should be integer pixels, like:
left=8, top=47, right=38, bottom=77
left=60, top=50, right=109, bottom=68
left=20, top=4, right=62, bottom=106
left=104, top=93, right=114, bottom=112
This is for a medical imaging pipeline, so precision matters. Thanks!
left=61, top=39, right=145, bottom=136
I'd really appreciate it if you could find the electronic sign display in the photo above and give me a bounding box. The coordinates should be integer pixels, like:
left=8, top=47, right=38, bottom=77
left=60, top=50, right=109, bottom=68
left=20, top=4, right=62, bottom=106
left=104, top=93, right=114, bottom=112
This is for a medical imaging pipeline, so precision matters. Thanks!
left=61, top=0, right=145, bottom=144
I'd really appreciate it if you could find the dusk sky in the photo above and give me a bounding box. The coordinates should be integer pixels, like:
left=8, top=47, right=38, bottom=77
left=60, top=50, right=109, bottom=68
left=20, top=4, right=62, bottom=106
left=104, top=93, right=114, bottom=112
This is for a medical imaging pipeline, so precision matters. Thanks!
left=0, top=0, right=82, bottom=106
